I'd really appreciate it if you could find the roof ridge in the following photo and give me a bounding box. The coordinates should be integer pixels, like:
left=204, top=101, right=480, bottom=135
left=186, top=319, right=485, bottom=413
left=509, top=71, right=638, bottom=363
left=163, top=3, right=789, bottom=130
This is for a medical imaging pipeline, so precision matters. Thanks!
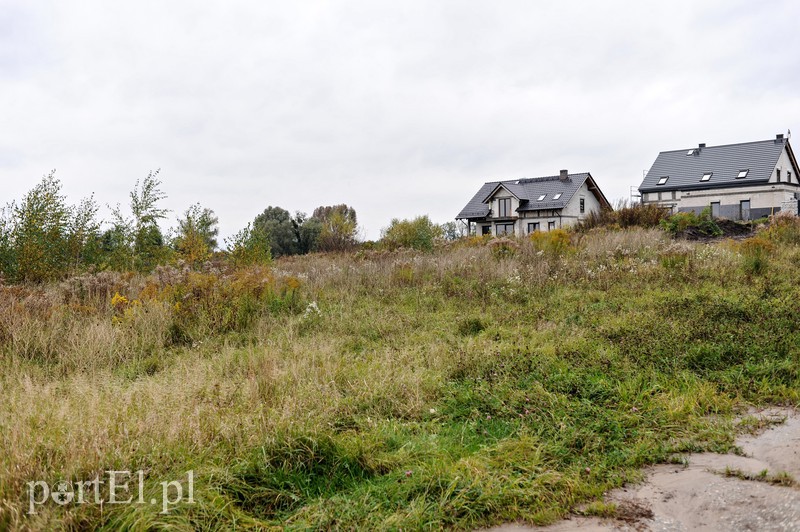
left=659, top=138, right=783, bottom=155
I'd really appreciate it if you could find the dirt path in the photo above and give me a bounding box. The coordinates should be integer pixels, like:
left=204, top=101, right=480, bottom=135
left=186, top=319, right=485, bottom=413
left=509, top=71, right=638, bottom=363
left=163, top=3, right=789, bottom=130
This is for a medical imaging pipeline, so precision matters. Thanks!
left=487, top=408, right=800, bottom=531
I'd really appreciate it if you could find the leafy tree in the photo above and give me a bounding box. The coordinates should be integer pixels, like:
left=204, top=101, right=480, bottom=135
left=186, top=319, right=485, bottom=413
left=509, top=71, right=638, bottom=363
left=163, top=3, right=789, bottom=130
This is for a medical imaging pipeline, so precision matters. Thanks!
left=66, top=195, right=102, bottom=268
left=295, top=212, right=323, bottom=254
left=252, top=206, right=299, bottom=257
left=225, top=222, right=271, bottom=267
left=0, top=172, right=102, bottom=282
left=439, top=221, right=462, bottom=242
left=381, top=215, right=443, bottom=251
left=173, top=203, right=219, bottom=265
left=105, top=170, right=170, bottom=272
left=312, top=204, right=358, bottom=252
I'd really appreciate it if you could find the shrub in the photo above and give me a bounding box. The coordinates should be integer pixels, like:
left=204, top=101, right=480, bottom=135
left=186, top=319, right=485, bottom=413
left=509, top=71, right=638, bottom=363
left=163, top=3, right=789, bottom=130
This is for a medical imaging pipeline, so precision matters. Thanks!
left=760, top=212, right=800, bottom=245
left=738, top=237, right=774, bottom=276
left=660, top=208, right=722, bottom=237
left=381, top=215, right=443, bottom=251
left=488, top=238, right=519, bottom=259
left=577, top=201, right=669, bottom=231
left=226, top=223, right=273, bottom=267
left=530, top=229, right=573, bottom=255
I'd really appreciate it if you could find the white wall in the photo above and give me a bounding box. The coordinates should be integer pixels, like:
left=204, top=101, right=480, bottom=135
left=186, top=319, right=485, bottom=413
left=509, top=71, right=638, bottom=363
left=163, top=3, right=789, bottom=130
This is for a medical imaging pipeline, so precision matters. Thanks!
left=768, top=146, right=799, bottom=184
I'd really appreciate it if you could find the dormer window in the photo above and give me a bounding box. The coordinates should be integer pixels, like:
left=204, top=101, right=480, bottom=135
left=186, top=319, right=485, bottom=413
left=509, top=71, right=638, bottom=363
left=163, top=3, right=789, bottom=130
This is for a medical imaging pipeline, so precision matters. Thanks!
left=737, top=169, right=749, bottom=179
left=537, top=194, right=546, bottom=201
left=552, top=193, right=562, bottom=200
left=701, top=172, right=712, bottom=182
left=657, top=176, right=669, bottom=185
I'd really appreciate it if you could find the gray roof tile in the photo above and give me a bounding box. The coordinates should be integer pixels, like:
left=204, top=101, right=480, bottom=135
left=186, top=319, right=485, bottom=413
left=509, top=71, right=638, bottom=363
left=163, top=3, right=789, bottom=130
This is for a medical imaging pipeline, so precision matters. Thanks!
left=456, top=173, right=591, bottom=219
left=639, top=138, right=787, bottom=193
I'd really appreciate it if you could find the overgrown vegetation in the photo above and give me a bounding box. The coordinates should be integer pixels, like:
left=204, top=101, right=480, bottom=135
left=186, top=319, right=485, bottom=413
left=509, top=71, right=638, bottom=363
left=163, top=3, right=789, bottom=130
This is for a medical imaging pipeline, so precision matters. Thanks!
left=659, top=207, right=723, bottom=237
left=577, top=201, right=669, bottom=231
left=2, top=219, right=800, bottom=529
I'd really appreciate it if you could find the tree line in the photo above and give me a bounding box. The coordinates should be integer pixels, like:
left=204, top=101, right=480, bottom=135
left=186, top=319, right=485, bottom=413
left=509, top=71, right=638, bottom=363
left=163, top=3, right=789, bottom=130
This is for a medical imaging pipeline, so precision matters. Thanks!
left=0, top=171, right=362, bottom=283
left=0, top=171, right=469, bottom=283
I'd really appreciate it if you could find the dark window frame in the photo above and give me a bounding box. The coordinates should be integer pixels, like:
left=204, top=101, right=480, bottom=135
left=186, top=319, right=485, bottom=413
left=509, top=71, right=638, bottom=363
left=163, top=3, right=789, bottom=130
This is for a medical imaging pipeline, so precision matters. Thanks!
left=527, top=222, right=540, bottom=234
left=579, top=197, right=585, bottom=213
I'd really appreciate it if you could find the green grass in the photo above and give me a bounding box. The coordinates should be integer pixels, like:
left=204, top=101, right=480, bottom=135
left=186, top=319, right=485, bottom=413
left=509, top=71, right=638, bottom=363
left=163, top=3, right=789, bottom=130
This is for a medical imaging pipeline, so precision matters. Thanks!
left=1, top=229, right=800, bottom=529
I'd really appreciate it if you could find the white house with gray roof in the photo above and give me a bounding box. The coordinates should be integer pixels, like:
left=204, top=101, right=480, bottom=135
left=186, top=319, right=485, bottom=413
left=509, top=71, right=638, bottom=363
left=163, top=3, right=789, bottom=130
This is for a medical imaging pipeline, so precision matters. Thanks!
left=639, top=134, right=800, bottom=220
left=456, top=170, right=611, bottom=236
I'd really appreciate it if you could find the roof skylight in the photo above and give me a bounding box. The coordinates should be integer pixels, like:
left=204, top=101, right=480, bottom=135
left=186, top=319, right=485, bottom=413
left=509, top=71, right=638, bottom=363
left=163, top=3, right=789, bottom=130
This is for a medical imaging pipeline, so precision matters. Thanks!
left=686, top=149, right=695, bottom=156
left=701, top=172, right=712, bottom=182
left=552, top=193, right=562, bottom=200
left=537, top=194, right=546, bottom=201
left=737, top=169, right=749, bottom=179
left=657, top=176, right=669, bottom=185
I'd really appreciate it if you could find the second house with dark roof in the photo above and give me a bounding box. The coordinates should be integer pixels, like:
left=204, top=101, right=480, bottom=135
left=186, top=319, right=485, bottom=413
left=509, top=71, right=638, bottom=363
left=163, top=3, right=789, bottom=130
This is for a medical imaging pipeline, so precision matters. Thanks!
left=456, top=170, right=611, bottom=236
left=639, top=133, right=800, bottom=220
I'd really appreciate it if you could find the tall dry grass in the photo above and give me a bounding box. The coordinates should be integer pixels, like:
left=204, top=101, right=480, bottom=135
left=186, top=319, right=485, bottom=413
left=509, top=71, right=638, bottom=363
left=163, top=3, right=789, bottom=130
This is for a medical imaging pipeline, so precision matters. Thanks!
left=0, top=226, right=798, bottom=529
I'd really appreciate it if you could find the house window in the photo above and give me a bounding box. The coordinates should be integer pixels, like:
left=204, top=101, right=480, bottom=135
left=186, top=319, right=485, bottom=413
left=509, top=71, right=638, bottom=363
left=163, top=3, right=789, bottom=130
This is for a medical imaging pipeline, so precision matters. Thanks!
left=686, top=149, right=695, bottom=156
left=711, top=202, right=720, bottom=218
left=552, top=193, right=562, bottom=200
left=657, top=176, right=669, bottom=185
left=579, top=197, right=585, bottom=213
left=701, top=172, right=712, bottom=182
left=497, top=198, right=512, bottom=217
left=737, top=169, right=749, bottom=179
left=777, top=169, right=782, bottom=182
left=789, top=171, right=793, bottom=183
left=671, top=191, right=677, bottom=200
left=547, top=221, right=556, bottom=231
left=657, top=192, right=663, bottom=201
left=481, top=225, right=491, bottom=235
left=527, top=222, right=540, bottom=233
left=537, top=194, right=546, bottom=201
left=740, top=200, right=750, bottom=221
left=496, top=223, right=515, bottom=236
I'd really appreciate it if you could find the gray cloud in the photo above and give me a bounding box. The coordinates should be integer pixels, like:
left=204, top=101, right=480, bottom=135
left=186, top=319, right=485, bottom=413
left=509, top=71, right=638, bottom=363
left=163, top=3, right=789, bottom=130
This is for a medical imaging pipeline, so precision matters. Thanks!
left=2, top=0, right=799, bottom=240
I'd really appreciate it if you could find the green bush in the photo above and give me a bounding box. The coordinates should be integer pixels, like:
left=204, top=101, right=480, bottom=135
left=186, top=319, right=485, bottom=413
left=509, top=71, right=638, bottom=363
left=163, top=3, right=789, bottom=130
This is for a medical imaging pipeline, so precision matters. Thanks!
left=659, top=208, right=722, bottom=237
left=381, top=215, right=443, bottom=251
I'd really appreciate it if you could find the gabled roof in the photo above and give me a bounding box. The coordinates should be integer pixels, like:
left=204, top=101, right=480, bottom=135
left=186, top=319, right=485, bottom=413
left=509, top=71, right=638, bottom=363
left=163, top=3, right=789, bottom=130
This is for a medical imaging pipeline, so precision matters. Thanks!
left=639, top=137, right=793, bottom=193
left=457, top=172, right=605, bottom=219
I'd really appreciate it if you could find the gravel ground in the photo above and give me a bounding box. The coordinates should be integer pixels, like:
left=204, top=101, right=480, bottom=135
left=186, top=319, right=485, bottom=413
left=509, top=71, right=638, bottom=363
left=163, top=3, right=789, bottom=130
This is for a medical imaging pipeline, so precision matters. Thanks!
left=485, top=408, right=800, bottom=532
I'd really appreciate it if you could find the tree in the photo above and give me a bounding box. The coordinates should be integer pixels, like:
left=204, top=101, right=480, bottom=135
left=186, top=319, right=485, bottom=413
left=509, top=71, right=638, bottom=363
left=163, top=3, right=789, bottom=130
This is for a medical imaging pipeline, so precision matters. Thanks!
left=225, top=222, right=271, bottom=267
left=312, top=204, right=358, bottom=252
left=173, top=203, right=219, bottom=265
left=295, top=212, right=322, bottom=254
left=252, top=206, right=299, bottom=257
left=106, top=170, right=170, bottom=272
left=381, top=215, right=443, bottom=251
left=0, top=172, right=102, bottom=282
left=439, top=221, right=462, bottom=242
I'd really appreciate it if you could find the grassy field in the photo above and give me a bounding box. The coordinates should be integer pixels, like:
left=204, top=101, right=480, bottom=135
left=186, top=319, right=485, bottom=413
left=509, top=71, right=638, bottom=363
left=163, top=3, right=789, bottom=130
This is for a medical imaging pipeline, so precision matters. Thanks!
left=1, top=225, right=799, bottom=530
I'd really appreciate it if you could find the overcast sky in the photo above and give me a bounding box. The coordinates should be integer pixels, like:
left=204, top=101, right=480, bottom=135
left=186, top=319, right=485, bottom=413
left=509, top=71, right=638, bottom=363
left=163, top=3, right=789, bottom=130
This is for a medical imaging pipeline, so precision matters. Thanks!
left=2, top=1, right=799, bottom=241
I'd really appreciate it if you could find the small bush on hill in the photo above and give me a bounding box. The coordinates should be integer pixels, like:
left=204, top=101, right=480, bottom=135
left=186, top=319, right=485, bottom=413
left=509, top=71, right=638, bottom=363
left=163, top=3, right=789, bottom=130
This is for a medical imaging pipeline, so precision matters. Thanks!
left=530, top=228, right=573, bottom=255
left=660, top=208, right=722, bottom=237
left=577, top=201, right=668, bottom=231
left=381, top=215, right=443, bottom=251
left=759, top=212, right=800, bottom=245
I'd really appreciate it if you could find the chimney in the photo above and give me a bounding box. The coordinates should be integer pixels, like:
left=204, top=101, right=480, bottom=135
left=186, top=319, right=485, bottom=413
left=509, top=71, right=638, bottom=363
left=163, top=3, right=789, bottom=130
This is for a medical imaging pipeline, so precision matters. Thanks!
left=698, top=143, right=706, bottom=148
left=777, top=133, right=785, bottom=140
left=559, top=169, right=569, bottom=181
